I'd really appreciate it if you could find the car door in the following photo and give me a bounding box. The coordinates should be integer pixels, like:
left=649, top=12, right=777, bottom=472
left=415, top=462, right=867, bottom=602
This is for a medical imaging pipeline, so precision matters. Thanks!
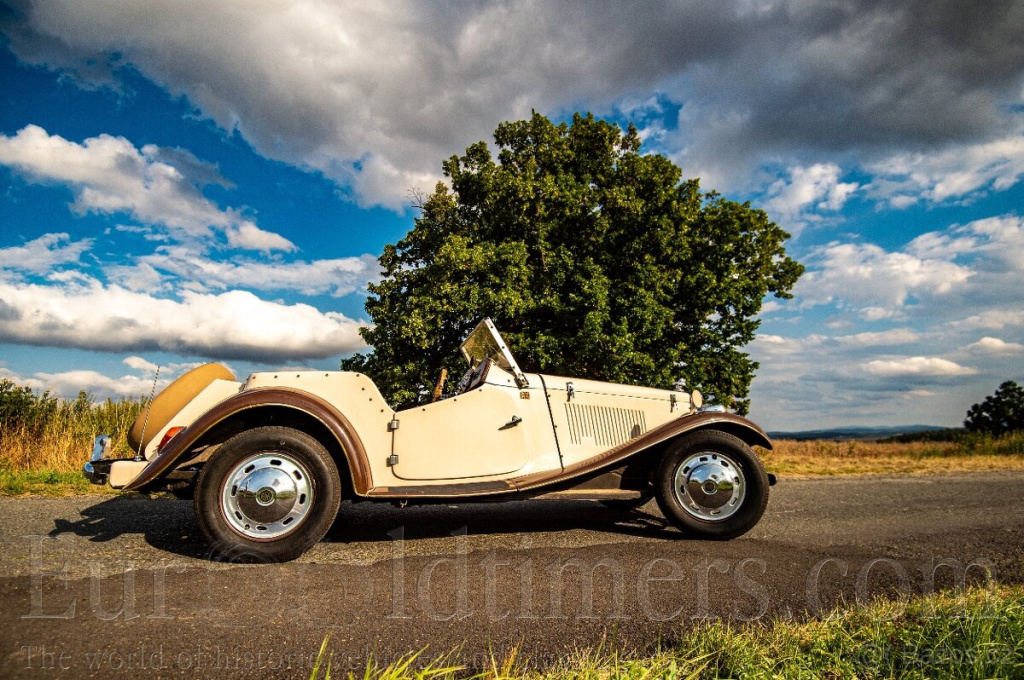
left=390, top=382, right=531, bottom=481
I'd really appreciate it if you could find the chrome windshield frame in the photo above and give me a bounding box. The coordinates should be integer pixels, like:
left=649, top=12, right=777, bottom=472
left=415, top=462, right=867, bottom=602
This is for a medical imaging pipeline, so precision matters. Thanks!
left=459, top=318, right=529, bottom=388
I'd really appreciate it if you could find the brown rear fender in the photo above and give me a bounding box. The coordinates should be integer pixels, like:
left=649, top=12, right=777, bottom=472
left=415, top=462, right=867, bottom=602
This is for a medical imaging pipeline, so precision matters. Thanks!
left=125, top=387, right=372, bottom=494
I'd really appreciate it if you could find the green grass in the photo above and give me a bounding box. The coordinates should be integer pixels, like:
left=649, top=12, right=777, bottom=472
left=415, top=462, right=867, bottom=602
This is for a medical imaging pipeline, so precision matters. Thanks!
left=310, top=587, right=1023, bottom=679
left=0, top=467, right=122, bottom=496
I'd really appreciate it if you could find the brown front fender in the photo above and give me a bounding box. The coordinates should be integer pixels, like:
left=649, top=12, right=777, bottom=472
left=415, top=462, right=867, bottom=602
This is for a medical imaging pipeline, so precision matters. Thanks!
left=633, top=410, right=773, bottom=452
left=125, top=387, right=372, bottom=493
left=511, top=410, right=772, bottom=492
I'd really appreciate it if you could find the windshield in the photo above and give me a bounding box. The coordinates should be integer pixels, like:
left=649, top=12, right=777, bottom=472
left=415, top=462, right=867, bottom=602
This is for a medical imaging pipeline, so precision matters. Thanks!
left=459, top=319, right=529, bottom=388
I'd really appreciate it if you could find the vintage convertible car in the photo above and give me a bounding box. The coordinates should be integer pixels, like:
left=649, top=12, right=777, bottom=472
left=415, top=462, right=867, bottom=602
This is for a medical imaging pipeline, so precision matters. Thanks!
left=85, top=319, right=775, bottom=561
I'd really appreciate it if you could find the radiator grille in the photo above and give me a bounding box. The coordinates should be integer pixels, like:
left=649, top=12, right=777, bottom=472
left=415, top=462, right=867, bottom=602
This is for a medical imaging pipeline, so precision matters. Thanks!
left=564, top=404, right=647, bottom=447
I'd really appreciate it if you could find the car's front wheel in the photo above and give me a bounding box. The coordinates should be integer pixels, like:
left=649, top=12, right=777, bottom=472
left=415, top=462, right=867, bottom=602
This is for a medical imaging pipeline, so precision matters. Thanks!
left=194, top=426, right=342, bottom=562
left=655, top=430, right=769, bottom=539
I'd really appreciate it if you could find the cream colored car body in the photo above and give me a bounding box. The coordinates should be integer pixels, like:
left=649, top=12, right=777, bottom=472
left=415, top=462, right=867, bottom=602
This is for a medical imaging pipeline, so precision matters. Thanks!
left=104, top=364, right=690, bottom=492
left=91, top=319, right=768, bottom=502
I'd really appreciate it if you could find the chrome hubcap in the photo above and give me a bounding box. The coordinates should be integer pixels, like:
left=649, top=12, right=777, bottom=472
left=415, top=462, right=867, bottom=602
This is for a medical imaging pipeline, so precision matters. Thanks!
left=222, top=453, right=313, bottom=539
left=673, top=451, right=746, bottom=521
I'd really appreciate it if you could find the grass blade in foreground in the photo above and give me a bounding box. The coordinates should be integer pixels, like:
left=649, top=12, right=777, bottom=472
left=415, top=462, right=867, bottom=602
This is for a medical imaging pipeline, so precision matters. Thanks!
left=320, top=587, right=1021, bottom=679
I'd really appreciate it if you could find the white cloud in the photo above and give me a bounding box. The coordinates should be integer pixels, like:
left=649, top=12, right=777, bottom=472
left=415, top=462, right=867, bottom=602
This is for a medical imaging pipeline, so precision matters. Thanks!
left=136, top=249, right=379, bottom=297
left=949, top=310, right=1024, bottom=331
left=105, top=261, right=167, bottom=293
left=751, top=333, right=803, bottom=357
left=0, top=232, right=92, bottom=275
left=0, top=358, right=209, bottom=399
left=796, top=241, right=972, bottom=316
left=0, top=275, right=367, bottom=361
left=756, top=334, right=787, bottom=345
left=869, top=133, right=1024, bottom=207
left=965, top=337, right=1024, bottom=356
left=746, top=326, right=1012, bottom=430
left=862, top=356, right=975, bottom=378
left=748, top=212, right=1024, bottom=429
left=0, top=366, right=171, bottom=399
left=751, top=327, right=921, bottom=360
left=834, top=329, right=920, bottom=347
left=122, top=356, right=159, bottom=373
left=0, top=125, right=294, bottom=252
left=966, top=215, right=1024, bottom=270
left=764, top=163, right=859, bottom=226
left=788, top=216, right=1024, bottom=390
left=907, top=215, right=1024, bottom=269
left=905, top=231, right=978, bottom=261
left=226, top=223, right=296, bottom=253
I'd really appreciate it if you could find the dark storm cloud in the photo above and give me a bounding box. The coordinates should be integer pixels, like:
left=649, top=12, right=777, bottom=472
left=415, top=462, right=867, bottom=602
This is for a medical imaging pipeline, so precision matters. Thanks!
left=715, top=0, right=1024, bottom=152
left=2, top=0, right=1022, bottom=203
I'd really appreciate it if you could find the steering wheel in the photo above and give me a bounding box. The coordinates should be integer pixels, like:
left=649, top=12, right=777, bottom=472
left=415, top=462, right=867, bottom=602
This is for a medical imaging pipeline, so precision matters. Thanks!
left=454, top=362, right=476, bottom=395
left=454, top=358, right=490, bottom=395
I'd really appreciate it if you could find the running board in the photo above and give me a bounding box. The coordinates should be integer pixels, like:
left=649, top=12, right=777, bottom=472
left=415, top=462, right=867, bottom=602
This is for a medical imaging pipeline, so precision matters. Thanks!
left=526, top=489, right=646, bottom=501
left=366, top=480, right=514, bottom=498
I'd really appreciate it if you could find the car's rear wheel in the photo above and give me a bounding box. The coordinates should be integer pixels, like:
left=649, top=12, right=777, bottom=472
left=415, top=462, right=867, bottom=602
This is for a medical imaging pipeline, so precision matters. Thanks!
left=655, top=430, right=768, bottom=539
left=194, top=426, right=341, bottom=562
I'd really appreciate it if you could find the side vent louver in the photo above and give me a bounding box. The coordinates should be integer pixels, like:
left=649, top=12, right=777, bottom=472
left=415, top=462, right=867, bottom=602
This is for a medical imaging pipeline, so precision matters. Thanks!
left=564, top=404, right=647, bottom=447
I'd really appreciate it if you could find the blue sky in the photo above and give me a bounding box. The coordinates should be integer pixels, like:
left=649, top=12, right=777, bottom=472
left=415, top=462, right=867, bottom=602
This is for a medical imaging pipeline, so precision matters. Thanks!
left=1, top=1, right=1022, bottom=431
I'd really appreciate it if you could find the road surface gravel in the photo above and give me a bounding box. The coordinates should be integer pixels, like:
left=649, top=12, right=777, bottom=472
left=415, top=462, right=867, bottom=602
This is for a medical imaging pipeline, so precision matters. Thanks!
left=2, top=471, right=1022, bottom=677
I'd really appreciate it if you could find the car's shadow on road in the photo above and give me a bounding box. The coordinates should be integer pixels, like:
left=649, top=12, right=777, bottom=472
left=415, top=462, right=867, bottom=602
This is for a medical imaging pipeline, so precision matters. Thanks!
left=327, top=499, right=676, bottom=544
left=48, top=496, right=676, bottom=562
left=49, top=496, right=212, bottom=560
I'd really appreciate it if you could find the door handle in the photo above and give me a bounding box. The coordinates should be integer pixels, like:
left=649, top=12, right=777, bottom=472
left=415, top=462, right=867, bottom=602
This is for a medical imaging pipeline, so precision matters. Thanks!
left=501, top=415, right=523, bottom=430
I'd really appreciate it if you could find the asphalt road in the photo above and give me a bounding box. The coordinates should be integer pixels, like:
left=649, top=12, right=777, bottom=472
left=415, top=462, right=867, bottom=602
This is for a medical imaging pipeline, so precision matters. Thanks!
left=2, top=472, right=1023, bottom=678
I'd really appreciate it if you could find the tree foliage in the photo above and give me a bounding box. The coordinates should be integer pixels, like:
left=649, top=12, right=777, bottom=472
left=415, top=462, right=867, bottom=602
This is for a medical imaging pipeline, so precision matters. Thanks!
left=965, top=381, right=1024, bottom=435
left=344, top=112, right=803, bottom=412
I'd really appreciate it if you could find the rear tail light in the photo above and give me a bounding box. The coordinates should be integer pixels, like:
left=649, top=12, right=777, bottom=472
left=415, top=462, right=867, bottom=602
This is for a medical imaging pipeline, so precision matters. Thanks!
left=158, top=426, right=186, bottom=453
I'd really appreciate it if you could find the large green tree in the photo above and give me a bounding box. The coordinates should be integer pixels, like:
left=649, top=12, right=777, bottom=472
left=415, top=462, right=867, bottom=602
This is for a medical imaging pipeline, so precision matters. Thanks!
left=344, top=112, right=803, bottom=412
left=965, top=381, right=1024, bottom=436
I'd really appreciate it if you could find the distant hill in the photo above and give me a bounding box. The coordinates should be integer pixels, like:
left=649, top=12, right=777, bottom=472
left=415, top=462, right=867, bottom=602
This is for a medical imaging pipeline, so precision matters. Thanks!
left=768, top=424, right=950, bottom=441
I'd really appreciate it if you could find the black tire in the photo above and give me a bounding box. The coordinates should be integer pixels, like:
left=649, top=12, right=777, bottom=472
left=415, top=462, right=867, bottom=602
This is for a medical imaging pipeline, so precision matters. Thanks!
left=655, top=430, right=769, bottom=539
left=194, top=426, right=342, bottom=562
left=599, top=494, right=654, bottom=512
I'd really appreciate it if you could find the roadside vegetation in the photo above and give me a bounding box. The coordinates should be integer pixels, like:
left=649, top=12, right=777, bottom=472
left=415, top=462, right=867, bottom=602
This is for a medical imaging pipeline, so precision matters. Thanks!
left=3, top=381, right=1024, bottom=494
left=0, top=379, right=142, bottom=495
left=308, top=586, right=1022, bottom=679
left=765, top=432, right=1024, bottom=477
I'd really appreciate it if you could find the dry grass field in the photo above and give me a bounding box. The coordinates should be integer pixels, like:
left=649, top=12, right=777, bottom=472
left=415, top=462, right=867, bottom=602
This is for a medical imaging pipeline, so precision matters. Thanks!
left=763, top=434, right=1024, bottom=476
left=2, top=378, right=1023, bottom=493
left=0, top=379, right=142, bottom=493
left=0, top=381, right=142, bottom=472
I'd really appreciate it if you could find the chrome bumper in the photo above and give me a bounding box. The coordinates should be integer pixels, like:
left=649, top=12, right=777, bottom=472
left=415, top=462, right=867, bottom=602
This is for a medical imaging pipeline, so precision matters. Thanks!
left=83, top=435, right=112, bottom=485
